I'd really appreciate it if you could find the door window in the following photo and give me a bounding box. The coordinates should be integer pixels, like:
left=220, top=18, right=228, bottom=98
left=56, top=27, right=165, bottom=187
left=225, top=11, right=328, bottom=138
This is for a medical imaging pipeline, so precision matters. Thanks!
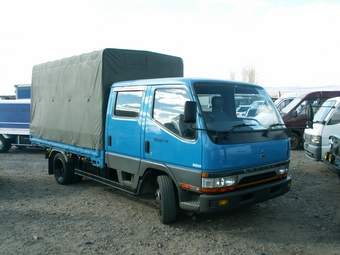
left=153, top=88, right=195, bottom=139
left=328, top=106, right=340, bottom=125
left=114, top=91, right=143, bottom=118
left=296, top=98, right=320, bottom=116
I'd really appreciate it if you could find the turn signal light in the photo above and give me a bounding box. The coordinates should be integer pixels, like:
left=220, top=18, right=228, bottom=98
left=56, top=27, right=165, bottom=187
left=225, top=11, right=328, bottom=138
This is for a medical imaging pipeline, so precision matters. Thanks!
left=218, top=199, right=229, bottom=206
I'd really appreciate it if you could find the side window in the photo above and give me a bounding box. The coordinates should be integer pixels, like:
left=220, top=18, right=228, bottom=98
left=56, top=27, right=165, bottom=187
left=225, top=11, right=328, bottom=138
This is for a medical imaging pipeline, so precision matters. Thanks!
left=297, top=98, right=319, bottom=116
left=114, top=91, right=143, bottom=118
left=153, top=88, right=195, bottom=139
left=296, top=100, right=308, bottom=116
left=328, top=106, right=340, bottom=125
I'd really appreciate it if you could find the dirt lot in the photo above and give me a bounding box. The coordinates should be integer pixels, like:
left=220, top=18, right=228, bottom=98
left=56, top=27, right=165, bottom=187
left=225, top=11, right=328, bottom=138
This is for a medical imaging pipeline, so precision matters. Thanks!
left=0, top=147, right=339, bottom=255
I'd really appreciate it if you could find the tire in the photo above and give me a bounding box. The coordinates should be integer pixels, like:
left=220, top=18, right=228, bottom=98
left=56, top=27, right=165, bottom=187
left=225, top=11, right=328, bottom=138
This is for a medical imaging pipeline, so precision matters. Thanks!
left=53, top=153, right=74, bottom=185
left=0, top=135, right=11, bottom=153
left=156, top=175, right=177, bottom=224
left=290, top=133, right=301, bottom=150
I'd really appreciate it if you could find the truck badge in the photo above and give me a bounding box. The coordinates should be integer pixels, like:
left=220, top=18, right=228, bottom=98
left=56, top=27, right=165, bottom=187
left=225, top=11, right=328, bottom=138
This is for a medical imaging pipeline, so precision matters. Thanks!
left=260, top=150, right=265, bottom=158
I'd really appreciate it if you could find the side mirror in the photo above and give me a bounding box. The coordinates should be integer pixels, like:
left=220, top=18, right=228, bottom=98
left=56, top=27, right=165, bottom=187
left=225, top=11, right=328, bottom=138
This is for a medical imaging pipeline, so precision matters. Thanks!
left=305, top=104, right=314, bottom=129
left=306, top=120, right=313, bottom=129
left=292, top=110, right=297, bottom=118
left=183, top=101, right=196, bottom=123
left=306, top=104, right=314, bottom=121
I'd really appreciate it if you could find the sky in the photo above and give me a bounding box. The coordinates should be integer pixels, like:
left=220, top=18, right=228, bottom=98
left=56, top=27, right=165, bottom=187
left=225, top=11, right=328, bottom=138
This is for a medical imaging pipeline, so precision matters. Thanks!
left=1, top=0, right=340, bottom=95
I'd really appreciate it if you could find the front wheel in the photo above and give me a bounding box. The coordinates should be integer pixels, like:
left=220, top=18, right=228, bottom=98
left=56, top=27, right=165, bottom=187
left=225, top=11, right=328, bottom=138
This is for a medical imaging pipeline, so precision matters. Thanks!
left=53, top=153, right=74, bottom=185
left=290, top=133, right=301, bottom=150
left=156, top=175, right=177, bottom=224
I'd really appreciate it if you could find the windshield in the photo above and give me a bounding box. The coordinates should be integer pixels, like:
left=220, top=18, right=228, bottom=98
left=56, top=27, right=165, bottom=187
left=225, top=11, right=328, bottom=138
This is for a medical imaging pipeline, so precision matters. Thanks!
left=193, top=82, right=284, bottom=132
left=314, top=99, right=336, bottom=122
left=280, top=94, right=306, bottom=115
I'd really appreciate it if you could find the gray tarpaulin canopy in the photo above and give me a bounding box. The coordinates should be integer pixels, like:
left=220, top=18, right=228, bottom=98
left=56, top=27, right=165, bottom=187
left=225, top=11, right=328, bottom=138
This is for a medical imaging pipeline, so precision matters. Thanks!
left=30, top=48, right=183, bottom=150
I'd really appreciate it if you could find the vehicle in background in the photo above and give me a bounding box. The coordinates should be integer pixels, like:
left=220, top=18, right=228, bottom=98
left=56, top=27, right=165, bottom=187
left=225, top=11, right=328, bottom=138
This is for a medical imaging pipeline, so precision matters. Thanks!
left=280, top=91, right=340, bottom=150
left=0, top=98, right=31, bottom=152
left=30, top=48, right=291, bottom=224
left=275, top=92, right=305, bottom=113
left=304, top=96, right=340, bottom=161
left=245, top=107, right=258, bottom=118
left=236, top=105, right=251, bottom=116
left=0, top=95, right=15, bottom=100
left=15, top=84, right=31, bottom=99
left=251, top=100, right=265, bottom=106
left=323, top=134, right=340, bottom=179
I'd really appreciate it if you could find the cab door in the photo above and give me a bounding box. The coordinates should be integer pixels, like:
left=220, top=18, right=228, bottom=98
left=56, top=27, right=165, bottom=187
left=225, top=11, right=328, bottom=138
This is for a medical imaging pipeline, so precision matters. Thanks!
left=143, top=86, right=202, bottom=172
left=106, top=87, right=145, bottom=178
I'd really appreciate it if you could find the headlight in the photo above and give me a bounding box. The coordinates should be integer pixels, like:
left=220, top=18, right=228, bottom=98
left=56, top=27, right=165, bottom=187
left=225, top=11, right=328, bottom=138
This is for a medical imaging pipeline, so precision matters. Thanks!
left=311, top=135, right=321, bottom=145
left=279, top=165, right=289, bottom=174
left=202, top=175, right=237, bottom=188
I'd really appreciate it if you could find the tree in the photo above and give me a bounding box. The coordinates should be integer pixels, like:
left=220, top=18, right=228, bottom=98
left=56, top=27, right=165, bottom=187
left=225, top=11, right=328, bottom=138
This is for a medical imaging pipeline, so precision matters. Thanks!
left=230, top=70, right=236, bottom=80
left=241, top=65, right=258, bottom=84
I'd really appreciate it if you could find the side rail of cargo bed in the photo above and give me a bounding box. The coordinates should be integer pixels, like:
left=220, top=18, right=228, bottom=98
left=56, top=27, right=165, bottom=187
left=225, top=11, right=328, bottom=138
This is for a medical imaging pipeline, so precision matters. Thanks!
left=30, top=136, right=105, bottom=168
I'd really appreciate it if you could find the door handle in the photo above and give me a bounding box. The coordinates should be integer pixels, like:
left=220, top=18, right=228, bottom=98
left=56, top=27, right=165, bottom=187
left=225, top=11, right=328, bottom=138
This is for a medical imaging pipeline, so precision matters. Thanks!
left=145, top=140, right=150, bottom=153
left=108, top=135, right=112, bottom=146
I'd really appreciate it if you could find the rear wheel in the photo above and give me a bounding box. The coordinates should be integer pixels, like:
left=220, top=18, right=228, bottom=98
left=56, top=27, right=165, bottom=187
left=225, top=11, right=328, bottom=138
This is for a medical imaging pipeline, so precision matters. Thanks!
left=290, top=133, right=301, bottom=150
left=155, top=175, right=177, bottom=224
left=53, top=153, right=74, bottom=185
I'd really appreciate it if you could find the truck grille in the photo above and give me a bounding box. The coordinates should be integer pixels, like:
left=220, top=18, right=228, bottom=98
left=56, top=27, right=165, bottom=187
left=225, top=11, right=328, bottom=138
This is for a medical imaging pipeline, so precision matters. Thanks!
left=238, top=172, right=277, bottom=185
left=304, top=134, right=311, bottom=142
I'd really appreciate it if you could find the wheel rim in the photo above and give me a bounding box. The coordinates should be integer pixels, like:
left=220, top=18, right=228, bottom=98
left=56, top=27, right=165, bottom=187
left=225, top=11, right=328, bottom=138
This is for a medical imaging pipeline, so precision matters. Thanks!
left=290, top=136, right=298, bottom=149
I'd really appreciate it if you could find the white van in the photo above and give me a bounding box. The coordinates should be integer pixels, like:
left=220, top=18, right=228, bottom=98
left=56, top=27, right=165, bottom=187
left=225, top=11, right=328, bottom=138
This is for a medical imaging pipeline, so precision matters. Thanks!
left=274, top=92, right=304, bottom=113
left=304, top=96, right=340, bottom=161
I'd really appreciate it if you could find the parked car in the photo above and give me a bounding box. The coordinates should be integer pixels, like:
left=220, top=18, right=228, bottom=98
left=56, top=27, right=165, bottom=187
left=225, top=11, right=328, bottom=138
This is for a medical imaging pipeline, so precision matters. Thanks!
left=236, top=105, right=251, bottom=116
left=245, top=107, right=258, bottom=117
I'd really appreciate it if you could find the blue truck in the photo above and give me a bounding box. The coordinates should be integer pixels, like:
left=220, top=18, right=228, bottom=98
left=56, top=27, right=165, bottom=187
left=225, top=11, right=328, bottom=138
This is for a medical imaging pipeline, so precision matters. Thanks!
left=0, top=97, right=31, bottom=153
left=30, top=48, right=291, bottom=223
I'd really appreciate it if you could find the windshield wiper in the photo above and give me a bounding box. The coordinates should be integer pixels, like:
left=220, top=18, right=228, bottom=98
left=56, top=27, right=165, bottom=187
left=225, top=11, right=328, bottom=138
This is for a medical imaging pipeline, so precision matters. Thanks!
left=223, top=123, right=256, bottom=140
left=262, top=123, right=285, bottom=137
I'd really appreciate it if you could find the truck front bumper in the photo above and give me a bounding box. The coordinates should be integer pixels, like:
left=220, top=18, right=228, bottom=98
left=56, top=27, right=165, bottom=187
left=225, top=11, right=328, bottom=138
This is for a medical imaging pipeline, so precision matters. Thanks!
left=323, top=160, right=340, bottom=176
left=304, top=142, right=321, bottom=161
left=180, top=177, right=292, bottom=213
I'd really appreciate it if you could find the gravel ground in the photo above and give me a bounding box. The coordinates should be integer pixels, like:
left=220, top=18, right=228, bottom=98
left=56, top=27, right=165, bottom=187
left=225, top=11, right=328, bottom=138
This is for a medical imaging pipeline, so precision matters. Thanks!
left=0, top=147, right=340, bottom=255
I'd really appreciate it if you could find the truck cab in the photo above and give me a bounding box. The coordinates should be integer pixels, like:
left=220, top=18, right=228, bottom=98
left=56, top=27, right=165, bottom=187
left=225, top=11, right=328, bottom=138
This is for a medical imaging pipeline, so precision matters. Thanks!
left=103, top=78, right=291, bottom=222
left=304, top=96, right=340, bottom=161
